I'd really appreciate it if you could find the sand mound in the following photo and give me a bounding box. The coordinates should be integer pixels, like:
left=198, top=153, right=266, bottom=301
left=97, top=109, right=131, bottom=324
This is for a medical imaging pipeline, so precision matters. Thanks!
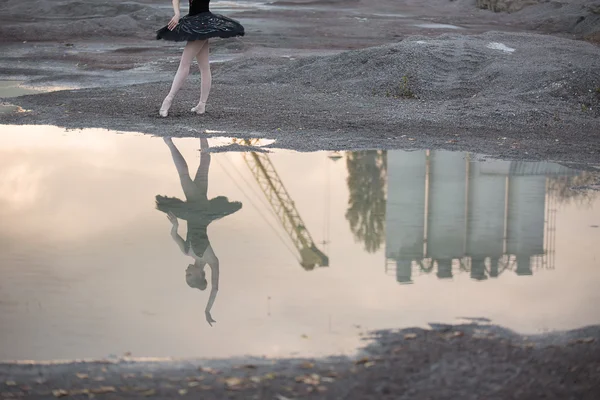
left=218, top=31, right=600, bottom=113
left=477, top=0, right=600, bottom=42
left=0, top=0, right=167, bottom=42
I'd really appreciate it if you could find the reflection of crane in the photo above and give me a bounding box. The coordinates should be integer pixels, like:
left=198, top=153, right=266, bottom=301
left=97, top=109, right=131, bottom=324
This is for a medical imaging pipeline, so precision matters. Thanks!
left=236, top=140, right=329, bottom=270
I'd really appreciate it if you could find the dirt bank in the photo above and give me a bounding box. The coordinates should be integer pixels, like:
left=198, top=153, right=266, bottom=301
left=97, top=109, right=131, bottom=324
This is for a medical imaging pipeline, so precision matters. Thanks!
left=476, top=0, right=600, bottom=42
left=2, top=32, right=599, bottom=164
left=1, top=324, right=599, bottom=399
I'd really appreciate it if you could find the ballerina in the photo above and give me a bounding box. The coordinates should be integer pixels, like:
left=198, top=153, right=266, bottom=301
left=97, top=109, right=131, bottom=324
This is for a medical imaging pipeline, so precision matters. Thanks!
left=156, top=0, right=244, bottom=117
left=156, top=137, right=242, bottom=326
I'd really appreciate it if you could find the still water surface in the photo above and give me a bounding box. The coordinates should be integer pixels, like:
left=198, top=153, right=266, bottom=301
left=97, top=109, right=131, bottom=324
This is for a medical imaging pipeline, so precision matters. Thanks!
left=0, top=125, right=599, bottom=361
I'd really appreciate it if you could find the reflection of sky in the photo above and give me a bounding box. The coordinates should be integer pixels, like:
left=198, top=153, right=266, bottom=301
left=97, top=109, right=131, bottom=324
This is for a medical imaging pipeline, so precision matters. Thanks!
left=0, top=125, right=599, bottom=362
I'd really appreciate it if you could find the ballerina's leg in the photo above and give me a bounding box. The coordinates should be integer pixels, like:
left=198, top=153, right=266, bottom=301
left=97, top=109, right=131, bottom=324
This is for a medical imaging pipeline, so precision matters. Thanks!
left=160, top=40, right=207, bottom=117
left=191, top=41, right=212, bottom=114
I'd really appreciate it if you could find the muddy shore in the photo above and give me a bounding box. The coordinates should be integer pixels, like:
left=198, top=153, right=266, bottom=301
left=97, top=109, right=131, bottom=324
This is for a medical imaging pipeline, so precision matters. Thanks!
left=1, top=324, right=599, bottom=399
left=2, top=30, right=599, bottom=164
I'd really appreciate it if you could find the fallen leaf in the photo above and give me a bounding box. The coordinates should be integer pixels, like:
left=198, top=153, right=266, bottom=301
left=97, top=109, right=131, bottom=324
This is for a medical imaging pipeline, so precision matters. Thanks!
left=275, top=394, right=294, bottom=400
left=52, top=389, right=69, bottom=398
left=178, top=389, right=188, bottom=395
left=241, top=364, right=257, bottom=369
left=264, top=373, right=276, bottom=380
left=198, top=367, right=217, bottom=375
left=188, top=382, right=200, bottom=388
left=404, top=333, right=417, bottom=340
left=296, top=374, right=320, bottom=385
left=321, top=377, right=335, bottom=383
left=142, top=373, right=154, bottom=379
left=578, top=337, right=596, bottom=344
left=364, top=361, right=376, bottom=368
left=75, top=373, right=89, bottom=380
left=90, top=386, right=116, bottom=394
left=300, top=362, right=314, bottom=369
left=5, top=381, right=17, bottom=386
left=354, top=357, right=369, bottom=365
left=224, top=377, right=243, bottom=389
left=141, top=389, right=156, bottom=396
left=67, top=389, right=90, bottom=396
left=249, top=376, right=262, bottom=384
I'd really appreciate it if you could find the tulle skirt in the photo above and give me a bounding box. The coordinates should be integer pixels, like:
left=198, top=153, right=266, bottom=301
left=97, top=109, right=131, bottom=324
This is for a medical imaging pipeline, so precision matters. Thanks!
left=156, top=12, right=244, bottom=41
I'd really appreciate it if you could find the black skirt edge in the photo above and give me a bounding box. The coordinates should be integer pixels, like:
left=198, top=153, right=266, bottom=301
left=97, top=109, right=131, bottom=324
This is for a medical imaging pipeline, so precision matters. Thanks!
left=155, top=28, right=245, bottom=41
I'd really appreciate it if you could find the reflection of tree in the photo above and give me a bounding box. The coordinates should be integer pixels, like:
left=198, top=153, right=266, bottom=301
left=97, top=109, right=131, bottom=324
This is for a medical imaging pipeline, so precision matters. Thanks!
left=345, top=151, right=387, bottom=253
left=548, top=172, right=600, bottom=207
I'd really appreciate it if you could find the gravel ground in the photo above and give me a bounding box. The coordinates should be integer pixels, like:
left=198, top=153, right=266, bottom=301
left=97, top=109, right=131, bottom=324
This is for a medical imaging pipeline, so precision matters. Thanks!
left=1, top=324, right=599, bottom=399
left=2, top=31, right=599, bottom=163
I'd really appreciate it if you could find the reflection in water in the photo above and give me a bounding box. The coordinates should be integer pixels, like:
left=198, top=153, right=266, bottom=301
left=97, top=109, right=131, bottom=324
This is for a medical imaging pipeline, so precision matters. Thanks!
left=384, top=150, right=588, bottom=284
left=548, top=172, right=599, bottom=207
left=157, top=137, right=242, bottom=326
left=241, top=148, right=329, bottom=270
left=345, top=151, right=387, bottom=253
left=0, top=126, right=599, bottom=361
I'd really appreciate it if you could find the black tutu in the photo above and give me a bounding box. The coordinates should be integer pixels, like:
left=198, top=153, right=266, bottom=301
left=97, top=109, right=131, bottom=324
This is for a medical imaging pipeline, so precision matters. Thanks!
left=156, top=12, right=244, bottom=41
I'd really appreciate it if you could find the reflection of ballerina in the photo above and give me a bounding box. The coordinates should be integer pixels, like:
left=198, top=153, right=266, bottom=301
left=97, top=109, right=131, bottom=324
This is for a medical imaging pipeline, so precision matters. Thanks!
left=156, top=137, right=242, bottom=326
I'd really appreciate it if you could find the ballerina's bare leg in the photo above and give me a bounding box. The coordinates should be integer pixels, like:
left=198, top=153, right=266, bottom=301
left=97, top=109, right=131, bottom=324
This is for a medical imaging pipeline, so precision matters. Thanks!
left=163, top=137, right=205, bottom=203
left=193, top=138, right=211, bottom=195
left=191, top=42, right=212, bottom=115
left=159, top=40, right=207, bottom=117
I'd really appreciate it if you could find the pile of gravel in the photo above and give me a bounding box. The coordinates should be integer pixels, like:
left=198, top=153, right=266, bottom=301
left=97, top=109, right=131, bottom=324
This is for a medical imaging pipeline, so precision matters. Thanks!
left=217, top=31, right=600, bottom=114
left=0, top=0, right=168, bottom=42
left=477, top=0, right=600, bottom=42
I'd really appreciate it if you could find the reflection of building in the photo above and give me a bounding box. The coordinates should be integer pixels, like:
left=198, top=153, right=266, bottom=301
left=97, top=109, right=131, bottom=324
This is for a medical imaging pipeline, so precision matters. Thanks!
left=385, top=150, right=577, bottom=283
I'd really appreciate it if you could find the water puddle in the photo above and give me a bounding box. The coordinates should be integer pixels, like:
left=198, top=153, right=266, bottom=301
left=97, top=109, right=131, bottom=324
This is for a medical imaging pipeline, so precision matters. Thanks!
left=0, top=81, right=70, bottom=114
left=0, top=125, right=599, bottom=362
left=414, top=23, right=464, bottom=30
left=0, top=81, right=42, bottom=114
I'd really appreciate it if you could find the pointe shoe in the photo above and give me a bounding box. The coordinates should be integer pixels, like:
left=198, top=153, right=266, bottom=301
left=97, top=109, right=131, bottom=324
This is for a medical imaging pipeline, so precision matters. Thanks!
left=191, top=101, right=206, bottom=115
left=159, top=96, right=173, bottom=117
